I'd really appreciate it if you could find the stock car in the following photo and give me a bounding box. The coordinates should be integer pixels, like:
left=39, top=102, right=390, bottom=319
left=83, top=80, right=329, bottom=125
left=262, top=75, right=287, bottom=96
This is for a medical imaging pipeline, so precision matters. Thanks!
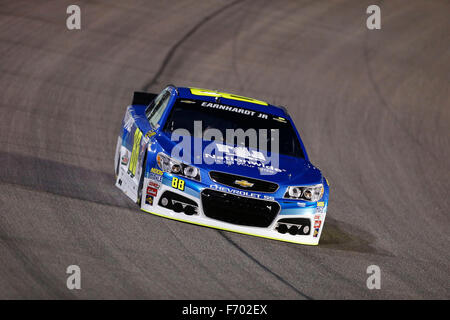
left=114, top=85, right=329, bottom=245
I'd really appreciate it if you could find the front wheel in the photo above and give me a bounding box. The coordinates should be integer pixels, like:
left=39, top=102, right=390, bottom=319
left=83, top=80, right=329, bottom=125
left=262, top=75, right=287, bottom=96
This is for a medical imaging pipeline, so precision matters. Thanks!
left=137, top=152, right=147, bottom=206
left=114, top=136, right=122, bottom=179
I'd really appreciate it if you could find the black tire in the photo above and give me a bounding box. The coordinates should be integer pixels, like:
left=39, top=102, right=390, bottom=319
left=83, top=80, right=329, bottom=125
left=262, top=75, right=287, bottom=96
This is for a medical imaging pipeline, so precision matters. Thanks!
left=115, top=153, right=120, bottom=179
left=114, top=136, right=122, bottom=179
left=137, top=151, right=147, bottom=205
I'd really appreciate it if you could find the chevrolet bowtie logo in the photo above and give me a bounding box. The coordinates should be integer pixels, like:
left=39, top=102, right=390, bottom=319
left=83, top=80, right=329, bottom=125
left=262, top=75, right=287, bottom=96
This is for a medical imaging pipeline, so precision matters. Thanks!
left=234, top=180, right=254, bottom=188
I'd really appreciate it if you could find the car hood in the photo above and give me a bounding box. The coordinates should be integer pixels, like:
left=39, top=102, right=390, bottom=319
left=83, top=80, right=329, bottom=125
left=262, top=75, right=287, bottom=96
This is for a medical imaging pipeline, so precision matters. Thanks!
left=155, top=132, right=322, bottom=185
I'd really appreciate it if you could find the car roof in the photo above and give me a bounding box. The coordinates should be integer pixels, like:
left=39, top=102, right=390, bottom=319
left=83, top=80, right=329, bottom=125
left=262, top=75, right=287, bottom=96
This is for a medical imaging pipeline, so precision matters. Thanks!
left=175, top=86, right=288, bottom=117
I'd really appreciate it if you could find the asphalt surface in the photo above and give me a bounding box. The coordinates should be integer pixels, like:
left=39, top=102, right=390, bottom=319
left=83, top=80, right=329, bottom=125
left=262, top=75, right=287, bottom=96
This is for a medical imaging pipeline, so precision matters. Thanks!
left=0, top=0, right=449, bottom=299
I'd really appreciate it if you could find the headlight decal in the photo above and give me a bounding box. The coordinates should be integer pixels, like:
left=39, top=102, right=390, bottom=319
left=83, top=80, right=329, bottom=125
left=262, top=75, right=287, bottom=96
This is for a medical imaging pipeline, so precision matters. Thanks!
left=156, top=152, right=201, bottom=181
left=284, top=184, right=324, bottom=202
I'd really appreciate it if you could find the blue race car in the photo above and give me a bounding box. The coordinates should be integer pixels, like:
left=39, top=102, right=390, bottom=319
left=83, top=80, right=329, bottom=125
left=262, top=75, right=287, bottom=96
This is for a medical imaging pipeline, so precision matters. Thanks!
left=115, top=85, right=329, bottom=245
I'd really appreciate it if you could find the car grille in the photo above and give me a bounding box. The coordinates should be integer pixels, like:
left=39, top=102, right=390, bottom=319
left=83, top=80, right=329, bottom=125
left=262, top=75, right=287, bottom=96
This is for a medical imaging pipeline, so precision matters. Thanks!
left=201, top=189, right=280, bottom=227
left=209, top=171, right=278, bottom=193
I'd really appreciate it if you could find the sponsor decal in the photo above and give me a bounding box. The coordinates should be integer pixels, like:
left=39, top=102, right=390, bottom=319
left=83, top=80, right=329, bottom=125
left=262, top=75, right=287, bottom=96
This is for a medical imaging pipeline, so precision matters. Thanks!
left=317, top=201, right=325, bottom=207
left=297, top=202, right=306, bottom=207
left=313, top=228, right=320, bottom=237
left=148, top=181, right=160, bottom=189
left=313, top=212, right=322, bottom=237
left=204, top=153, right=285, bottom=175
left=316, top=206, right=325, bottom=213
left=216, top=143, right=266, bottom=162
left=145, top=180, right=159, bottom=205
left=171, top=177, right=185, bottom=191
left=147, top=185, right=158, bottom=197
left=204, top=144, right=286, bottom=175
left=234, top=180, right=254, bottom=188
left=145, top=130, right=156, bottom=138
left=145, top=194, right=154, bottom=205
left=149, top=172, right=162, bottom=182
left=151, top=167, right=163, bottom=175
left=121, top=152, right=129, bottom=165
left=201, top=101, right=263, bottom=117
left=209, top=184, right=274, bottom=201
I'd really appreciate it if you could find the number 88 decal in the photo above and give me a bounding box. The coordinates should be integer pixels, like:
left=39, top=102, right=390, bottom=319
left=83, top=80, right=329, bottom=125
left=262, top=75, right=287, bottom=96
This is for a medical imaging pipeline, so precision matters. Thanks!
left=171, top=177, right=185, bottom=191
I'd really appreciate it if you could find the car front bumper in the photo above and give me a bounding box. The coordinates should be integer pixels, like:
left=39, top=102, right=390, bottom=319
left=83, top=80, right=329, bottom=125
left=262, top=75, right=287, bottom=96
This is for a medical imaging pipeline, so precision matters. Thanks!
left=140, top=173, right=328, bottom=246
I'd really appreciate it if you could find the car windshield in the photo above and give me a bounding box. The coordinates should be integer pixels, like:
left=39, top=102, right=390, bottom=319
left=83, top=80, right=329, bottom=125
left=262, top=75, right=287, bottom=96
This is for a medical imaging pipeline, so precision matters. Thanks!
left=163, top=99, right=305, bottom=158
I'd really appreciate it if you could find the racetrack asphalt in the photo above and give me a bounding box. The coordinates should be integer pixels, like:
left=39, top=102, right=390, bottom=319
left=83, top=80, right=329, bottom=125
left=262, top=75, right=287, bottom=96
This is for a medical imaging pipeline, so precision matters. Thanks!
left=0, top=0, right=449, bottom=299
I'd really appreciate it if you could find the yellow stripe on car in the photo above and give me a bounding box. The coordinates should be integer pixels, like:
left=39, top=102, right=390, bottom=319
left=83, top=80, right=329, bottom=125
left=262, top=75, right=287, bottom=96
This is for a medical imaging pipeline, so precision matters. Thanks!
left=129, top=128, right=143, bottom=176
left=140, top=208, right=318, bottom=246
left=190, top=88, right=268, bottom=106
